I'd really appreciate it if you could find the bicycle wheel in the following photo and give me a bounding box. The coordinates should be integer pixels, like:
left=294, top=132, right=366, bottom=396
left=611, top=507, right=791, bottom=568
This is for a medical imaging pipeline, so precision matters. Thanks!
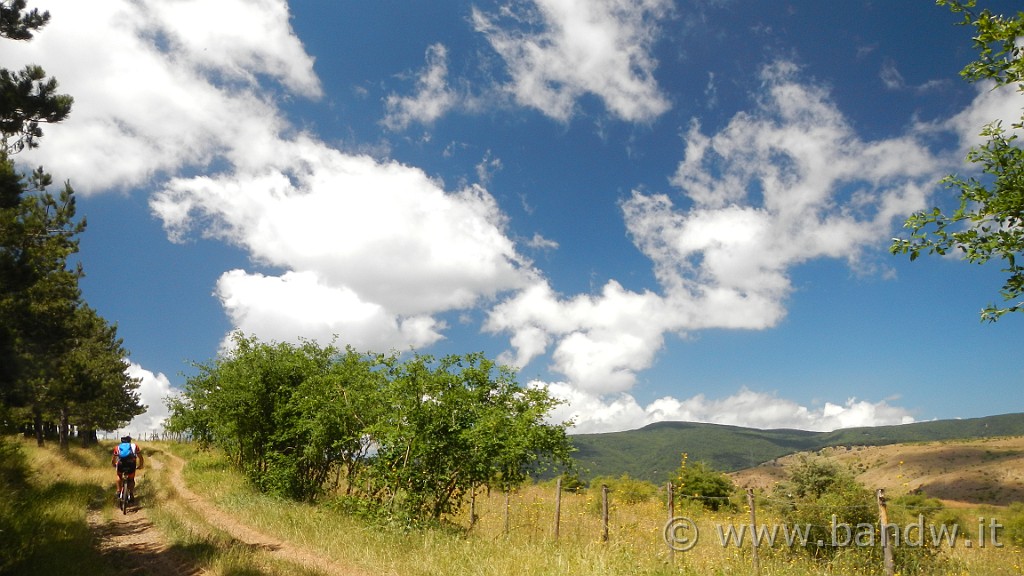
left=119, top=475, right=129, bottom=514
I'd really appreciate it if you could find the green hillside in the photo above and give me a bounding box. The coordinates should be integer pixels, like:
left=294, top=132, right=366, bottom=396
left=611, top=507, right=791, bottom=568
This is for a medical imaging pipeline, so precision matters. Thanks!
left=569, top=412, right=1024, bottom=483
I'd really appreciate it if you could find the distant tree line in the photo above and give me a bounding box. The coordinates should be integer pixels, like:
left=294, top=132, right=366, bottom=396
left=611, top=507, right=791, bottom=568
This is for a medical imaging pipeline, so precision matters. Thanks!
left=0, top=1, right=145, bottom=448
left=166, top=333, right=575, bottom=522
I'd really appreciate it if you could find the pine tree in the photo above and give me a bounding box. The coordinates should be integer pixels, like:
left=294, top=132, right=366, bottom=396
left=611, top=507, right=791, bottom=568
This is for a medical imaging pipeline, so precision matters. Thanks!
left=0, top=1, right=142, bottom=445
left=0, top=0, right=72, bottom=154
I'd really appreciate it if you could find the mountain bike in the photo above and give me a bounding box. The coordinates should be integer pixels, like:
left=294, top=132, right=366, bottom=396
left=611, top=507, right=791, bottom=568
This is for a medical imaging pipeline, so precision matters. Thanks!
left=118, top=482, right=128, bottom=514
left=116, top=473, right=136, bottom=515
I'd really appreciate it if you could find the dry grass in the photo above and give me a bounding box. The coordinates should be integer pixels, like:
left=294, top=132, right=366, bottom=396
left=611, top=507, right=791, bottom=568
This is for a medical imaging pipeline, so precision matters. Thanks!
left=0, top=437, right=113, bottom=575
left=732, top=435, right=1024, bottom=506
left=171, top=440, right=1024, bottom=575
left=9, top=437, right=1013, bottom=576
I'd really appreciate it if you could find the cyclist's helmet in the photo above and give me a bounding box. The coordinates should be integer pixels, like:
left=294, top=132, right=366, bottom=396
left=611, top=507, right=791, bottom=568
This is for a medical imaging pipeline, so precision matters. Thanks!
left=121, top=435, right=131, bottom=443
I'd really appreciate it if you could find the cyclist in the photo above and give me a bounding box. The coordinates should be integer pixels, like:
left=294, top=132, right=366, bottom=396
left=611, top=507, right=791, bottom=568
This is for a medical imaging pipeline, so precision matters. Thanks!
left=112, top=435, right=144, bottom=502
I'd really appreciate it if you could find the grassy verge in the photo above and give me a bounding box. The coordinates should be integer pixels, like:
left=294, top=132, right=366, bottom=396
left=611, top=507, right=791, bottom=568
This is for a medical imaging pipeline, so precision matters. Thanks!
left=0, top=436, right=112, bottom=576
left=170, top=441, right=1024, bottom=576
left=142, top=442, right=325, bottom=576
left=0, top=437, right=326, bottom=576
left=173, top=442, right=681, bottom=576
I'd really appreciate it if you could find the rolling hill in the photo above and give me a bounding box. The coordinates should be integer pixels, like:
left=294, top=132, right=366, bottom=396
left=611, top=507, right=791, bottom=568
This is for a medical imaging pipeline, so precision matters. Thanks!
left=568, top=412, right=1024, bottom=483
left=732, top=436, right=1024, bottom=506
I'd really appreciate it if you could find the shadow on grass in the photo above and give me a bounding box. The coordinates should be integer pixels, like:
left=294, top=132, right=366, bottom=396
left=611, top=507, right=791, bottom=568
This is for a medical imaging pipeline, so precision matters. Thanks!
left=0, top=444, right=210, bottom=576
left=3, top=440, right=303, bottom=576
left=93, top=521, right=214, bottom=576
left=57, top=445, right=104, bottom=468
left=919, top=477, right=1024, bottom=506
left=1, top=481, right=109, bottom=576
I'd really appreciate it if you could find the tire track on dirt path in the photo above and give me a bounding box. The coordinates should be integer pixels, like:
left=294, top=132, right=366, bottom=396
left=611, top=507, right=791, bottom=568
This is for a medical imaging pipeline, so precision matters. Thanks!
left=164, top=451, right=370, bottom=576
left=88, top=457, right=207, bottom=576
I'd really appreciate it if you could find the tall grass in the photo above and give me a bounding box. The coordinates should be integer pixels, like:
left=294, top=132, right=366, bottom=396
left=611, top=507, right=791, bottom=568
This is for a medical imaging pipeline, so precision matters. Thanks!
left=0, top=436, right=111, bottom=576
left=0, top=437, right=327, bottom=576
left=5, top=438, right=1021, bottom=575
left=172, top=442, right=1024, bottom=576
left=127, top=443, right=326, bottom=575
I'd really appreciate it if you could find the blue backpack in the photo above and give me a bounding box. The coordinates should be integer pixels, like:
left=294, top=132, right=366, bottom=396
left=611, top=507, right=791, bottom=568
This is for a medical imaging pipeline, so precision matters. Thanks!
left=117, top=442, right=135, bottom=460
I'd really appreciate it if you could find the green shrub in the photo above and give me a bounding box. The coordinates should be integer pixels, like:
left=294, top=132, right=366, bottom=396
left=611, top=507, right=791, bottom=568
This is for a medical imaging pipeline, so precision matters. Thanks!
left=929, top=508, right=964, bottom=544
left=1005, top=502, right=1024, bottom=546
left=675, top=454, right=735, bottom=511
left=0, top=439, right=30, bottom=572
left=774, top=456, right=953, bottom=574
left=592, top=473, right=659, bottom=504
left=558, top=471, right=585, bottom=493
left=170, top=336, right=574, bottom=520
left=775, top=463, right=876, bottom=559
left=892, top=493, right=944, bottom=518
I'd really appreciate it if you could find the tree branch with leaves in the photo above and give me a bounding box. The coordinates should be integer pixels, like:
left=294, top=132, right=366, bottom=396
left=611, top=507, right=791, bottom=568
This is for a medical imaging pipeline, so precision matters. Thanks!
left=891, top=0, right=1024, bottom=321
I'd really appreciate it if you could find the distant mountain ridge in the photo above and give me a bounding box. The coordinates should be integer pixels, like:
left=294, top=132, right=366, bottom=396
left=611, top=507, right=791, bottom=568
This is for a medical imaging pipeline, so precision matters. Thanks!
left=568, top=413, right=1024, bottom=483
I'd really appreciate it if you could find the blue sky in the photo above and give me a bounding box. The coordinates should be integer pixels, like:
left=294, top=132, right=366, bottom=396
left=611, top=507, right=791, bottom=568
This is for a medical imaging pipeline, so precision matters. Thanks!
left=8, top=0, right=1023, bottom=435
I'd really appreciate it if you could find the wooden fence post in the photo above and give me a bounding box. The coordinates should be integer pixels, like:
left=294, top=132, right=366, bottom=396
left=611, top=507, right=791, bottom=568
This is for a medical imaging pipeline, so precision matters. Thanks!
left=667, top=481, right=675, bottom=565
left=601, top=484, right=610, bottom=542
left=554, top=477, right=562, bottom=541
left=747, top=488, right=761, bottom=576
left=504, top=490, right=511, bottom=535
left=470, top=487, right=477, bottom=529
left=877, top=488, right=895, bottom=576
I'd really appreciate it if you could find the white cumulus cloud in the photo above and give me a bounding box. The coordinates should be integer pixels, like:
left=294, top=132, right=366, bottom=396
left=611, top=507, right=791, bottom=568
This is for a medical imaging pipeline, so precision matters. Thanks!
left=488, top=61, right=942, bottom=398
left=120, top=363, right=176, bottom=436
left=214, top=269, right=446, bottom=353
left=8, top=0, right=318, bottom=193
left=537, top=382, right=915, bottom=434
left=472, top=0, right=673, bottom=122
left=383, top=43, right=460, bottom=130
left=149, top=135, right=536, bottom=348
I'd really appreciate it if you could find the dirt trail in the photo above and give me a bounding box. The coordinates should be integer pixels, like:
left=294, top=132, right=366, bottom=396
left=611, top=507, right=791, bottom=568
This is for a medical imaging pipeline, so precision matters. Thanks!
left=88, top=457, right=204, bottom=575
left=90, top=450, right=370, bottom=576
left=163, top=451, right=368, bottom=575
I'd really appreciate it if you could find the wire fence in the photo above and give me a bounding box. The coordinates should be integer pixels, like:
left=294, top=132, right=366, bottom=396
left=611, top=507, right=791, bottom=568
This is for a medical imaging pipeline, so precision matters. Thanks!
left=99, top=430, right=191, bottom=442
left=104, top=433, right=1010, bottom=576
left=460, top=481, right=995, bottom=576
